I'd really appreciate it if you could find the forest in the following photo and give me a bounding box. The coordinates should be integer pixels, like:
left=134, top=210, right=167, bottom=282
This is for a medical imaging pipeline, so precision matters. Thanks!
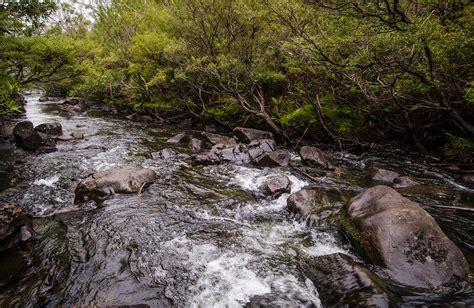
left=1, top=1, right=474, bottom=307
left=1, top=0, right=473, bottom=160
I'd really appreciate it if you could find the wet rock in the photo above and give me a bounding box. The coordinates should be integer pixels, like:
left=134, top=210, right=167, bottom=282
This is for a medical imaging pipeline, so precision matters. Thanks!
left=233, top=127, right=273, bottom=143
left=152, top=148, right=177, bottom=160
left=202, top=132, right=236, bottom=148
left=342, top=185, right=469, bottom=289
left=0, top=203, right=34, bottom=252
left=70, top=131, right=84, bottom=140
left=166, top=132, right=188, bottom=144
left=62, top=97, right=80, bottom=105
left=265, top=175, right=291, bottom=196
left=74, top=165, right=158, bottom=204
left=39, top=96, right=63, bottom=102
left=368, top=167, right=399, bottom=184
left=247, top=139, right=276, bottom=160
left=254, top=150, right=290, bottom=167
left=189, top=138, right=203, bottom=152
left=287, top=187, right=344, bottom=226
left=12, top=121, right=34, bottom=139
left=300, top=253, right=389, bottom=307
left=37, top=132, right=56, bottom=148
left=34, top=123, right=63, bottom=136
left=13, top=121, right=42, bottom=151
left=56, top=131, right=85, bottom=142
left=287, top=188, right=322, bottom=217
left=299, top=146, right=333, bottom=169
left=393, top=176, right=419, bottom=188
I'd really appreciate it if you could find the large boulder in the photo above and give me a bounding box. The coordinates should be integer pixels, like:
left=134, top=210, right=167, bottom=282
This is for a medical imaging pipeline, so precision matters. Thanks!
left=201, top=132, right=236, bottom=148
left=254, top=150, right=290, bottom=167
left=368, top=167, right=399, bottom=184
left=233, top=127, right=273, bottom=143
left=0, top=203, right=34, bottom=252
left=300, top=253, right=389, bottom=307
left=13, top=121, right=43, bottom=151
left=265, top=175, right=291, bottom=196
left=342, top=185, right=469, bottom=289
left=74, top=165, right=157, bottom=204
left=299, top=146, right=333, bottom=169
left=34, top=123, right=63, bottom=136
left=12, top=121, right=33, bottom=139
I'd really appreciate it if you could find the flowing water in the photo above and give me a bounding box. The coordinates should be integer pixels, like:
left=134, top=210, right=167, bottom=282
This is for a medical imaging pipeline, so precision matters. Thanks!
left=0, top=92, right=473, bottom=307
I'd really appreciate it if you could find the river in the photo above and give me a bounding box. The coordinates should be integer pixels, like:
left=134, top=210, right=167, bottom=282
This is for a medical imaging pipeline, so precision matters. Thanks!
left=0, top=92, right=473, bottom=306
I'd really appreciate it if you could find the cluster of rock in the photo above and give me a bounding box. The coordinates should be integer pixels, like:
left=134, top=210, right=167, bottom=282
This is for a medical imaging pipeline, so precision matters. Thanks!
left=163, top=127, right=335, bottom=170
left=286, top=184, right=469, bottom=305
left=12, top=121, right=84, bottom=152
left=368, top=167, right=419, bottom=188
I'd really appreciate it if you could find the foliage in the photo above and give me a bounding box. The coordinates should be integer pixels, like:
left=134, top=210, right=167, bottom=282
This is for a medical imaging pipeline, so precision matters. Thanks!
left=1, top=0, right=473, bottom=159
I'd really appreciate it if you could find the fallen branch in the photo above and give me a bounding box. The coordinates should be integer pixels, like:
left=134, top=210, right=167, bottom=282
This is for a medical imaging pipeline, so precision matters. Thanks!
left=428, top=204, right=474, bottom=213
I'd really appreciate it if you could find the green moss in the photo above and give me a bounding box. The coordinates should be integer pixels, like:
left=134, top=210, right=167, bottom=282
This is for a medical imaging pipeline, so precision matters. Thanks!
left=338, top=209, right=360, bottom=243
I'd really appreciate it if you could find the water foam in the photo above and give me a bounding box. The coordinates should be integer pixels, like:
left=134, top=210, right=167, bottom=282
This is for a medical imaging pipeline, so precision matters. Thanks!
left=33, top=174, right=60, bottom=187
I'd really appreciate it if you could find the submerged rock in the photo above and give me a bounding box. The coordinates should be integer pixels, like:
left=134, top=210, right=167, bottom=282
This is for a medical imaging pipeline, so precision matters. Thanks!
left=233, top=127, right=273, bottom=143
left=342, top=185, right=469, bottom=289
left=368, top=167, right=399, bottom=184
left=74, top=165, right=157, bottom=204
left=254, top=150, right=290, bottom=167
left=265, top=175, right=291, bottom=196
left=0, top=203, right=34, bottom=252
left=299, top=146, right=333, bottom=169
left=34, top=123, right=63, bottom=136
left=393, top=176, right=419, bottom=188
left=55, top=131, right=84, bottom=142
left=300, top=253, right=389, bottom=307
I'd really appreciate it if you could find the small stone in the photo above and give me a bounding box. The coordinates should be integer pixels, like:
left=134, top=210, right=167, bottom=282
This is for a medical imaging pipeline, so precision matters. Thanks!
left=368, top=167, right=399, bottom=184
left=166, top=132, right=187, bottom=144
left=266, top=175, right=291, bottom=196
left=393, top=176, right=419, bottom=188
left=299, top=146, right=333, bottom=169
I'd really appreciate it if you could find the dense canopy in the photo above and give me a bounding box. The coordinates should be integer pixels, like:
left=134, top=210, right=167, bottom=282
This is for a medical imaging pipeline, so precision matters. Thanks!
left=1, top=0, right=473, bottom=160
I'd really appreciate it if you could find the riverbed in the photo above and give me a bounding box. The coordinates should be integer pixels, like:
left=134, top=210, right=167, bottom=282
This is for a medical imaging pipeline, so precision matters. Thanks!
left=0, top=92, right=473, bottom=306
